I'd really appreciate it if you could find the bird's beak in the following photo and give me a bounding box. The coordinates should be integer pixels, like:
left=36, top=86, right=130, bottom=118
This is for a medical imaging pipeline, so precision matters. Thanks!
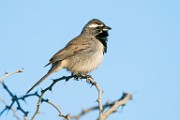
left=103, top=26, right=112, bottom=31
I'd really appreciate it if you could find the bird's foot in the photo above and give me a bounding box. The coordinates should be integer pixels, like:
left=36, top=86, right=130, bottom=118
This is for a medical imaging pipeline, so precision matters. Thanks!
left=72, top=73, right=84, bottom=80
left=72, top=73, right=94, bottom=86
left=86, top=75, right=96, bottom=87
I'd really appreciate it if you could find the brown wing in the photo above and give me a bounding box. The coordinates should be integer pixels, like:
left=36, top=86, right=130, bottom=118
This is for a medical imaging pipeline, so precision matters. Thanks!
left=45, top=35, right=90, bottom=67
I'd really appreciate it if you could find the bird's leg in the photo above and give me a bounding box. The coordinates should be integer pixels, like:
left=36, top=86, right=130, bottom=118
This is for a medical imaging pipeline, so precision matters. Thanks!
left=86, top=75, right=95, bottom=87
left=72, top=73, right=84, bottom=80
left=71, top=73, right=78, bottom=80
left=79, top=74, right=95, bottom=86
left=72, top=73, right=95, bottom=86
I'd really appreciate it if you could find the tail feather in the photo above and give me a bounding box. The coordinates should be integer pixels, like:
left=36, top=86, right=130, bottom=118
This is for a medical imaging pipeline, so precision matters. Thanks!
left=26, top=69, right=54, bottom=94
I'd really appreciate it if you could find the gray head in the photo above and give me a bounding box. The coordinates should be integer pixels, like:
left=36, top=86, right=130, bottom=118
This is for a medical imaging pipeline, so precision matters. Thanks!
left=81, top=19, right=111, bottom=36
left=82, top=19, right=111, bottom=53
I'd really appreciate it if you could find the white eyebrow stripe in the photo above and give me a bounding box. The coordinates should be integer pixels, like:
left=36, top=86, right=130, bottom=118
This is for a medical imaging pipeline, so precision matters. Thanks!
left=88, top=24, right=103, bottom=28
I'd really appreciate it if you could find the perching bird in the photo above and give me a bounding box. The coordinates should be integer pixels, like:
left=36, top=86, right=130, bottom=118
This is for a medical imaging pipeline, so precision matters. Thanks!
left=27, top=19, right=111, bottom=93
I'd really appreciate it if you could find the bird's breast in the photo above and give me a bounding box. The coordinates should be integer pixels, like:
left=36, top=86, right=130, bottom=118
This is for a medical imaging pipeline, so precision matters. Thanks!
left=65, top=38, right=104, bottom=74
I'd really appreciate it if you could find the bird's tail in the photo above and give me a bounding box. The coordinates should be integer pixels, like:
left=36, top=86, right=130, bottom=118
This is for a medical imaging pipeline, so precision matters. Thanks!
left=26, top=69, right=54, bottom=94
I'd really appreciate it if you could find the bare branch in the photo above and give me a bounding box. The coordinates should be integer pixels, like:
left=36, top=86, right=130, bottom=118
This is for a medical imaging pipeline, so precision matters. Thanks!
left=102, top=93, right=132, bottom=120
left=0, top=69, right=23, bottom=83
left=31, top=74, right=104, bottom=120
left=31, top=75, right=74, bottom=120
left=0, top=98, right=21, bottom=120
left=86, top=76, right=103, bottom=119
left=0, top=82, right=29, bottom=117
left=47, top=100, right=70, bottom=120
left=0, top=69, right=31, bottom=119
left=0, top=70, right=132, bottom=120
left=71, top=93, right=132, bottom=120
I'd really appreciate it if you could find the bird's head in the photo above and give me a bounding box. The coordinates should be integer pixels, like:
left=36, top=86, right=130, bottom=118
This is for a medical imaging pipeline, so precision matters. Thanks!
left=81, top=19, right=111, bottom=53
left=82, top=19, right=111, bottom=36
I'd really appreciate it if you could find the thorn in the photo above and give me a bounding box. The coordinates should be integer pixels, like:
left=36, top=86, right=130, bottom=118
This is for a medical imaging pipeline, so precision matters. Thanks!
left=24, top=111, right=29, bottom=116
left=120, top=105, right=124, bottom=112
left=17, top=69, right=23, bottom=73
left=101, top=109, right=103, bottom=113
left=17, top=106, right=20, bottom=110
left=53, top=79, right=56, bottom=83
left=41, top=88, right=45, bottom=93
left=90, top=84, right=93, bottom=88
left=35, top=91, right=38, bottom=95
left=49, top=87, right=52, bottom=91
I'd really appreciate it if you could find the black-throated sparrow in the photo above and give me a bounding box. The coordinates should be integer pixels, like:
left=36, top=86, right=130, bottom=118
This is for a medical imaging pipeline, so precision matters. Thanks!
left=27, top=19, right=111, bottom=93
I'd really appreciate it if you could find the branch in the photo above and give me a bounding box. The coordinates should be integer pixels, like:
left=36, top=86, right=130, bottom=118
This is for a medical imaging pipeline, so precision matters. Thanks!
left=1, top=70, right=132, bottom=120
left=70, top=75, right=104, bottom=119
left=102, top=93, right=132, bottom=120
left=31, top=75, right=131, bottom=120
left=71, top=93, right=132, bottom=120
left=0, top=69, right=28, bottom=119
left=0, top=82, right=29, bottom=117
left=31, top=74, right=104, bottom=120
left=0, top=98, right=21, bottom=120
left=0, top=69, right=23, bottom=83
left=31, top=75, right=74, bottom=120
left=86, top=76, right=103, bottom=119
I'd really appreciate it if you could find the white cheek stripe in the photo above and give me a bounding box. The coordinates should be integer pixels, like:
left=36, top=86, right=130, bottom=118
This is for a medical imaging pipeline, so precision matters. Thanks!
left=88, top=24, right=103, bottom=28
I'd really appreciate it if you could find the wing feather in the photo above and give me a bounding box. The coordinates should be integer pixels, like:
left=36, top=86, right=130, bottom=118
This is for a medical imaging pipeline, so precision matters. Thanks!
left=45, top=35, right=90, bottom=66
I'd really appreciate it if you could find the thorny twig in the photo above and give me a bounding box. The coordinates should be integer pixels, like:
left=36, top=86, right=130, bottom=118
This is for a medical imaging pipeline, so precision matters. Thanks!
left=31, top=75, right=132, bottom=120
left=102, top=93, right=132, bottom=120
left=0, top=82, right=29, bottom=118
left=1, top=70, right=133, bottom=120
left=31, top=74, right=104, bottom=120
left=71, top=93, right=132, bottom=120
left=0, top=69, right=23, bottom=83
left=31, top=75, right=74, bottom=120
left=75, top=75, right=103, bottom=119
left=0, top=69, right=29, bottom=119
left=0, top=98, right=21, bottom=120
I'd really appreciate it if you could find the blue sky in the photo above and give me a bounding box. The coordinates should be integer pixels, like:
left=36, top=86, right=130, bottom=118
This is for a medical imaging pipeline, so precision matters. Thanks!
left=0, top=0, right=179, bottom=120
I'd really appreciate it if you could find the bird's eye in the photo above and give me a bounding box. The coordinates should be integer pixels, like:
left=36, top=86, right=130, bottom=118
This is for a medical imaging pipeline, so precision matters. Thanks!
left=96, top=26, right=101, bottom=30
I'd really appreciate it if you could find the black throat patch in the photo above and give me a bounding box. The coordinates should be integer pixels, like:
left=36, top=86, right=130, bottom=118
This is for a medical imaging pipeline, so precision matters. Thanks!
left=95, top=31, right=109, bottom=54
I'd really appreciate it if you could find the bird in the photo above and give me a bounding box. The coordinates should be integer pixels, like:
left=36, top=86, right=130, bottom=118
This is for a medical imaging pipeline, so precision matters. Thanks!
left=26, top=19, right=111, bottom=93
